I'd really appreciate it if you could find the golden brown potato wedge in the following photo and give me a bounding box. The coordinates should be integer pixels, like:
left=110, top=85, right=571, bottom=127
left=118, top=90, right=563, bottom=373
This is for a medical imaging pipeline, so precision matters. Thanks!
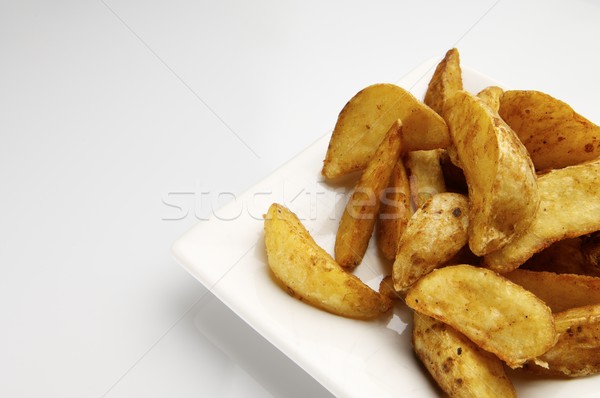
left=405, top=149, right=447, bottom=208
left=413, top=313, right=516, bottom=398
left=476, top=86, right=503, bottom=112
left=335, top=121, right=402, bottom=268
left=424, top=48, right=463, bottom=171
left=504, top=269, right=600, bottom=313
left=322, top=84, right=449, bottom=179
left=264, top=203, right=392, bottom=319
left=377, top=159, right=412, bottom=260
left=406, top=265, right=557, bottom=368
left=524, top=304, right=600, bottom=377
left=392, top=193, right=469, bottom=293
left=500, top=90, right=600, bottom=170
left=444, top=91, right=540, bottom=256
left=484, top=158, right=600, bottom=272
left=424, top=48, right=463, bottom=117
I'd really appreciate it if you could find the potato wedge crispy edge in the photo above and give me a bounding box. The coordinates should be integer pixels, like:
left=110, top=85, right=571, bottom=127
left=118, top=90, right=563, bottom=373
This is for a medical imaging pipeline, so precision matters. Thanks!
left=500, top=90, right=600, bottom=170
left=377, top=158, right=412, bottom=260
left=444, top=90, right=540, bottom=256
left=504, top=269, right=600, bottom=313
left=524, top=304, right=600, bottom=377
left=392, top=192, right=469, bottom=293
left=424, top=47, right=463, bottom=117
left=322, top=83, right=449, bottom=179
left=413, top=313, right=516, bottom=398
left=484, top=158, right=600, bottom=272
left=405, top=149, right=447, bottom=208
left=406, top=265, right=557, bottom=368
left=477, top=86, right=504, bottom=112
left=335, top=121, right=402, bottom=268
left=264, top=203, right=392, bottom=319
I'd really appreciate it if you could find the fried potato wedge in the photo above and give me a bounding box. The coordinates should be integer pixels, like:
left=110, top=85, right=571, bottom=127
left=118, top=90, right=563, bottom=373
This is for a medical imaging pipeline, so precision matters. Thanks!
left=335, top=121, right=402, bottom=268
left=484, top=158, right=600, bottom=272
left=264, top=203, right=392, bottom=319
left=424, top=47, right=463, bottom=117
left=322, top=84, right=449, bottom=179
left=392, top=193, right=469, bottom=293
left=524, top=304, right=600, bottom=377
left=504, top=269, right=600, bottom=312
left=499, top=90, right=600, bottom=170
left=406, top=265, right=557, bottom=368
left=377, top=159, right=412, bottom=260
left=405, top=149, right=447, bottom=208
left=444, top=91, right=539, bottom=256
left=477, top=86, right=503, bottom=112
left=413, top=313, right=516, bottom=398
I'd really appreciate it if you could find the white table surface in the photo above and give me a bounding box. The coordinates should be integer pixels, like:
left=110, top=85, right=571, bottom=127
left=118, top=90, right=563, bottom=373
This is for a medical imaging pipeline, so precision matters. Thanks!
left=1, top=1, right=599, bottom=397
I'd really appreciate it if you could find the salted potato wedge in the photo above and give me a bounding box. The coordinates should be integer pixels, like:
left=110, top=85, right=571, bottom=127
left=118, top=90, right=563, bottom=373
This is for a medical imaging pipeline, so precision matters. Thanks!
left=335, top=121, right=402, bottom=268
left=500, top=90, right=600, bottom=170
left=484, top=158, right=600, bottom=272
left=405, top=149, right=447, bottom=208
left=322, top=84, right=449, bottom=179
left=406, top=265, right=557, bottom=368
left=413, top=313, right=516, bottom=398
left=444, top=90, right=539, bottom=256
left=424, top=47, right=463, bottom=117
left=264, top=203, right=392, bottom=319
left=504, top=269, right=600, bottom=312
left=377, top=159, right=412, bottom=260
left=477, top=86, right=503, bottom=112
left=524, top=304, right=600, bottom=377
left=392, top=193, right=469, bottom=293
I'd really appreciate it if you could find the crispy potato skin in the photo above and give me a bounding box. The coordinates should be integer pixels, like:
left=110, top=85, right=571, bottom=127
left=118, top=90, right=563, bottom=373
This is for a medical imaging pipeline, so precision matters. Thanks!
left=523, top=304, right=600, bottom=377
left=444, top=91, right=540, bottom=256
left=377, top=159, right=412, bottom=260
left=484, top=158, right=600, bottom=272
left=424, top=48, right=463, bottom=117
left=500, top=90, right=600, bottom=170
left=406, top=265, right=557, bottom=368
left=264, top=203, right=392, bottom=319
left=413, top=313, right=516, bottom=398
left=322, top=84, right=449, bottom=179
left=504, top=269, right=600, bottom=312
left=392, top=193, right=469, bottom=293
left=335, top=121, right=402, bottom=268
left=476, top=86, right=504, bottom=112
left=405, top=149, right=447, bottom=208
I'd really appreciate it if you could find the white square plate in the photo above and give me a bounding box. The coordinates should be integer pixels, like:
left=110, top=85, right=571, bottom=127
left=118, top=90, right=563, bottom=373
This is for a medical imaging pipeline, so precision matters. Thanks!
left=172, top=58, right=598, bottom=397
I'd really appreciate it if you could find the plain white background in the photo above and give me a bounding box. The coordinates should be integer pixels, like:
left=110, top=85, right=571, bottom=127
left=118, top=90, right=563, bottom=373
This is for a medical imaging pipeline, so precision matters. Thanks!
left=1, top=1, right=599, bottom=397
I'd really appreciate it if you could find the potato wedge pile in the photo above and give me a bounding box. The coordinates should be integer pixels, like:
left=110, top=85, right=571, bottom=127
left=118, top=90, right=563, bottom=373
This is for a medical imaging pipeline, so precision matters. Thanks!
left=263, top=48, right=600, bottom=396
